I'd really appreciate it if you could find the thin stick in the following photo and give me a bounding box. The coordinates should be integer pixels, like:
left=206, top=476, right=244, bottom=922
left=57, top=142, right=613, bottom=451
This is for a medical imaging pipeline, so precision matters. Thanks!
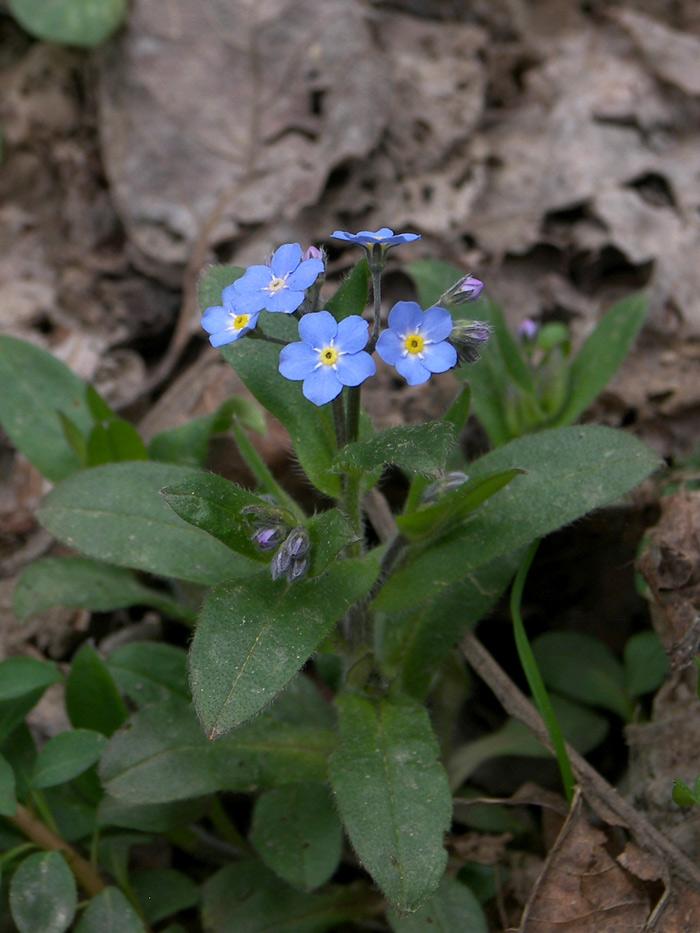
left=459, top=631, right=700, bottom=890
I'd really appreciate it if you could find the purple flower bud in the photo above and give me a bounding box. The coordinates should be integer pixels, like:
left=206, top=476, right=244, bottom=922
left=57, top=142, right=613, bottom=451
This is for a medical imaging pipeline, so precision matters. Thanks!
left=518, top=318, right=539, bottom=341
left=270, top=526, right=311, bottom=582
left=286, top=557, right=309, bottom=583
left=285, top=527, right=310, bottom=560
left=448, top=320, right=491, bottom=364
left=435, top=274, right=484, bottom=311
left=421, top=471, right=470, bottom=505
left=252, top=527, right=285, bottom=551
left=303, top=245, right=324, bottom=262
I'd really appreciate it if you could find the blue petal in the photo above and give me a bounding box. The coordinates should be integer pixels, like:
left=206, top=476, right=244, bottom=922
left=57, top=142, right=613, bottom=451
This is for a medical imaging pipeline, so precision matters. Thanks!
left=375, top=329, right=403, bottom=365
left=395, top=354, right=431, bottom=385
left=233, top=265, right=271, bottom=294
left=286, top=258, right=324, bottom=290
left=270, top=243, right=302, bottom=277
left=279, top=342, right=319, bottom=380
left=356, top=228, right=394, bottom=241
left=336, top=315, right=369, bottom=353
left=299, top=311, right=337, bottom=347
left=201, top=306, right=228, bottom=335
left=421, top=306, right=454, bottom=343
left=210, top=329, right=244, bottom=348
left=221, top=284, right=242, bottom=309
left=336, top=351, right=376, bottom=387
left=330, top=230, right=357, bottom=242
left=303, top=367, right=342, bottom=406
left=266, top=289, right=305, bottom=313
left=387, top=301, right=423, bottom=336
left=384, top=232, right=421, bottom=245
left=423, top=341, right=458, bottom=373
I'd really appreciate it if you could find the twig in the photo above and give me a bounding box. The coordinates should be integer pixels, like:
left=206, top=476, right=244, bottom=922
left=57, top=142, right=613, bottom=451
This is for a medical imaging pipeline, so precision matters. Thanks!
left=459, top=631, right=700, bottom=891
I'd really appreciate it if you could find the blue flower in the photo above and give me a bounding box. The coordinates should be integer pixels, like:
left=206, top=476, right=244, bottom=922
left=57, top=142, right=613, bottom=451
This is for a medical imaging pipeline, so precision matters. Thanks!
left=279, top=311, right=376, bottom=406
left=201, top=285, right=260, bottom=347
left=376, top=301, right=457, bottom=386
left=230, top=243, right=324, bottom=315
left=331, top=228, right=421, bottom=249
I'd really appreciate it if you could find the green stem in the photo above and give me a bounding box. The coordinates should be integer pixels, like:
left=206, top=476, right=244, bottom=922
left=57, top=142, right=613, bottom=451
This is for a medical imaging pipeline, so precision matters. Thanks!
left=332, top=394, right=347, bottom=450
left=511, top=539, right=576, bottom=805
left=345, top=386, right=361, bottom=446
left=231, top=419, right=304, bottom=521
left=366, top=267, right=383, bottom=355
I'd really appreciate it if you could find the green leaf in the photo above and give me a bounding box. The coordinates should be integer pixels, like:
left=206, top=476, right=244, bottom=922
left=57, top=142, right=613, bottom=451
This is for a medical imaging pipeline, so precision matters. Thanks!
left=201, top=861, right=363, bottom=933
left=100, top=695, right=335, bottom=803
left=0, top=336, right=93, bottom=481
left=12, top=557, right=190, bottom=623
left=150, top=396, right=264, bottom=468
left=329, top=694, right=451, bottom=912
left=30, top=729, right=107, bottom=789
left=0, top=753, right=17, bottom=816
left=65, top=643, right=127, bottom=737
left=131, top=869, right=200, bottom=925
left=448, top=696, right=609, bottom=790
left=1, top=723, right=37, bottom=802
left=198, top=265, right=245, bottom=311
left=464, top=343, right=512, bottom=447
left=623, top=631, right=670, bottom=699
left=190, top=558, right=378, bottom=738
left=0, top=693, right=47, bottom=745
left=266, top=675, right=336, bottom=730
left=387, top=877, right=487, bottom=932
left=220, top=312, right=341, bottom=497
left=334, top=423, right=455, bottom=477
left=552, top=294, right=649, bottom=426
left=672, top=779, right=700, bottom=807
left=375, top=426, right=659, bottom=611
left=0, top=657, right=61, bottom=700
left=250, top=783, right=343, bottom=891
left=8, top=0, right=126, bottom=47
left=396, top=468, right=522, bottom=542
left=74, top=887, right=146, bottom=933
left=325, top=258, right=370, bottom=320
left=97, top=796, right=207, bottom=833
left=489, top=302, right=538, bottom=399
left=405, top=260, right=463, bottom=309
left=378, top=551, right=523, bottom=699
left=9, top=851, right=77, bottom=933
left=160, top=473, right=273, bottom=563
left=38, top=462, right=248, bottom=586
left=533, top=632, right=634, bottom=720
left=85, top=419, right=149, bottom=466
left=58, top=412, right=88, bottom=465
left=306, top=509, right=356, bottom=576
left=106, top=643, right=189, bottom=707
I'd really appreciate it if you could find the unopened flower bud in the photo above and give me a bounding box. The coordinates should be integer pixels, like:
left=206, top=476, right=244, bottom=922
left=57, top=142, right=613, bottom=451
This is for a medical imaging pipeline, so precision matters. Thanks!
left=303, top=245, right=325, bottom=263
left=252, top=527, right=285, bottom=551
left=435, top=274, right=484, bottom=311
left=518, top=318, right=539, bottom=341
left=270, top=526, right=311, bottom=582
left=421, top=471, right=470, bottom=505
left=448, top=321, right=491, bottom=364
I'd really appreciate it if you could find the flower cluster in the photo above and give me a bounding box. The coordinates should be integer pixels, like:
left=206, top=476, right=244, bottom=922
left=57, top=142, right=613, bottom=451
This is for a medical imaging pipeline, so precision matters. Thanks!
left=243, top=505, right=311, bottom=583
left=202, top=228, right=487, bottom=406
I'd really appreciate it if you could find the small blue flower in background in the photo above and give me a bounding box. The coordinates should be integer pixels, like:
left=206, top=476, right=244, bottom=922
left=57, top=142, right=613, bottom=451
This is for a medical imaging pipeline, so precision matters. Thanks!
left=376, top=301, right=457, bottom=386
left=279, top=310, right=376, bottom=406
left=201, top=285, right=260, bottom=347
left=331, top=228, right=421, bottom=249
left=231, top=243, right=324, bottom=315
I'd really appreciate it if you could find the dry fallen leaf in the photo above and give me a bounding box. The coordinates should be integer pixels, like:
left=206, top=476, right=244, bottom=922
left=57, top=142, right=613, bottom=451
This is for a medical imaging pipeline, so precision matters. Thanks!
left=519, top=791, right=650, bottom=932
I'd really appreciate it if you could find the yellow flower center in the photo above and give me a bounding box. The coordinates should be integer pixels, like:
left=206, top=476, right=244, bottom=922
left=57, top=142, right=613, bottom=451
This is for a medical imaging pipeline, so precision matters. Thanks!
left=268, top=276, right=287, bottom=294
left=233, top=314, right=250, bottom=331
left=405, top=333, right=424, bottom=354
left=320, top=346, right=339, bottom=366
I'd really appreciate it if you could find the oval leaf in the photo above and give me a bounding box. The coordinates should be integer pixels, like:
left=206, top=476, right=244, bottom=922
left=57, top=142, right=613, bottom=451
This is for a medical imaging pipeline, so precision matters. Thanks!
left=329, top=694, right=452, bottom=912
left=375, top=426, right=659, bottom=611
left=250, top=783, right=343, bottom=891
left=37, top=462, right=247, bottom=585
left=190, top=558, right=379, bottom=738
left=31, top=729, right=108, bottom=789
left=74, top=886, right=145, bottom=933
left=10, top=851, right=77, bottom=933
left=0, top=657, right=61, bottom=701
left=8, top=0, right=127, bottom=48
left=65, top=643, right=127, bottom=737
left=334, top=423, right=454, bottom=478
left=0, top=753, right=17, bottom=817
left=387, top=878, right=487, bottom=932
left=0, top=336, right=92, bottom=481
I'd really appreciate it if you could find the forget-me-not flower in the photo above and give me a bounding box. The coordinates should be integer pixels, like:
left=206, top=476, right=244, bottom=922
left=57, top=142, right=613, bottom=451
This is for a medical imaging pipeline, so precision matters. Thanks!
left=231, top=243, right=324, bottom=315
left=279, top=310, right=376, bottom=406
left=331, top=228, right=421, bottom=249
left=201, top=284, right=260, bottom=347
left=376, top=301, right=457, bottom=385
